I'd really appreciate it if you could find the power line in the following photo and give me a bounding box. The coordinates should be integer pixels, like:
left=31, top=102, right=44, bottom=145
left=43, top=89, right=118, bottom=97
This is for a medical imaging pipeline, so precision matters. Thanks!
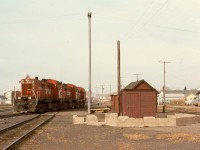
left=167, top=72, right=199, bottom=88
left=147, top=23, right=200, bottom=35
left=124, top=0, right=169, bottom=42
left=95, top=14, right=200, bottom=36
left=121, top=0, right=156, bottom=40
left=0, top=13, right=84, bottom=24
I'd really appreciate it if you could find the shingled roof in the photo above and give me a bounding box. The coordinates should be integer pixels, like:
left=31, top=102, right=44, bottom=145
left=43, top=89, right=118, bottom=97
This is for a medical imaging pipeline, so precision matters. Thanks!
left=123, top=79, right=157, bottom=91
left=124, top=80, right=143, bottom=90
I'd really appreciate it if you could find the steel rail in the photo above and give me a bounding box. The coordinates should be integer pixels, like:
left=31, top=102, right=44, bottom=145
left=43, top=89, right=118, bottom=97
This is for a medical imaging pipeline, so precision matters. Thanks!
left=0, top=108, right=13, bottom=112
left=0, top=113, right=27, bottom=119
left=2, top=113, right=55, bottom=150
left=0, top=115, right=40, bottom=134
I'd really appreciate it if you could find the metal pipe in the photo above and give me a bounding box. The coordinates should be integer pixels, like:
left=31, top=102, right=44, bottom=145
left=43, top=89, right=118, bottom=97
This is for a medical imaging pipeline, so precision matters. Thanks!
left=88, top=12, right=92, bottom=113
left=117, top=41, right=121, bottom=116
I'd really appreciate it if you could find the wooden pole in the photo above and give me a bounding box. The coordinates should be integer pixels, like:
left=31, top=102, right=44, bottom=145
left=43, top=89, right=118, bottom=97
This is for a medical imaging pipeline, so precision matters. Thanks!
left=117, top=41, right=121, bottom=116
left=159, top=61, right=170, bottom=113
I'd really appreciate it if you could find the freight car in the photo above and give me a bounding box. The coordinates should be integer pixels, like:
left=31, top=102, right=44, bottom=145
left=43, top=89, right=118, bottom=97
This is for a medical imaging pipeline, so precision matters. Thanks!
left=14, top=75, right=86, bottom=113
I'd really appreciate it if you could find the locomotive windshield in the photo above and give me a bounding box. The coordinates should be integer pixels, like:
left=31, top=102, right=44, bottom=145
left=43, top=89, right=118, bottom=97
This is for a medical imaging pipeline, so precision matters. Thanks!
left=21, top=80, right=33, bottom=97
left=21, top=83, right=33, bottom=96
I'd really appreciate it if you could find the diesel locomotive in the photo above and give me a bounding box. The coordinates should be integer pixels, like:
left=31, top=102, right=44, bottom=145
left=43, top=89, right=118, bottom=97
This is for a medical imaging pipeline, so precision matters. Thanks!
left=14, top=75, right=86, bottom=112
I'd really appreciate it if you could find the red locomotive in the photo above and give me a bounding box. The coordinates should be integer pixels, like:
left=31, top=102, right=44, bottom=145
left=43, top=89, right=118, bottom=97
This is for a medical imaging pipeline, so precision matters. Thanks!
left=14, top=75, right=86, bottom=112
left=77, top=87, right=86, bottom=107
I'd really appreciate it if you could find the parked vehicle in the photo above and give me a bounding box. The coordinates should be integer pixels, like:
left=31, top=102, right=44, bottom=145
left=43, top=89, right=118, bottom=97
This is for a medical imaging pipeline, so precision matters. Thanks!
left=14, top=75, right=86, bottom=112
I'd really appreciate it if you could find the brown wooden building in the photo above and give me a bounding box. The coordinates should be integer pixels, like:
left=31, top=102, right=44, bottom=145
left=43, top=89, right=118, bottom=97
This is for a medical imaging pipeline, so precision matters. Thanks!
left=111, top=80, right=158, bottom=118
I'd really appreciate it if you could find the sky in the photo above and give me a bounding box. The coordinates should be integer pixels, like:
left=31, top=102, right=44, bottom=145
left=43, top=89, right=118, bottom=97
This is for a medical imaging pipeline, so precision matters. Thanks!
left=0, top=0, right=200, bottom=95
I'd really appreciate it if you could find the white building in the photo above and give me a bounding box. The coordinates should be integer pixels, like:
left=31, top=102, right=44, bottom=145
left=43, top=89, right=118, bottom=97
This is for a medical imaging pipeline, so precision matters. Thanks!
left=158, top=90, right=199, bottom=104
left=0, top=95, right=7, bottom=104
left=3, top=90, right=12, bottom=104
left=158, top=91, right=185, bottom=104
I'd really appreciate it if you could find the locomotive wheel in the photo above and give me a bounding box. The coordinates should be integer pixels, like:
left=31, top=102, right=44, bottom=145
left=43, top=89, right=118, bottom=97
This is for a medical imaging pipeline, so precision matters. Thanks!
left=79, top=102, right=82, bottom=108
left=59, top=105, right=64, bottom=110
left=38, top=104, right=45, bottom=113
left=64, top=105, right=68, bottom=110
left=71, top=103, right=75, bottom=109
left=52, top=104, right=58, bottom=111
left=80, top=102, right=83, bottom=108
left=44, top=105, right=47, bottom=112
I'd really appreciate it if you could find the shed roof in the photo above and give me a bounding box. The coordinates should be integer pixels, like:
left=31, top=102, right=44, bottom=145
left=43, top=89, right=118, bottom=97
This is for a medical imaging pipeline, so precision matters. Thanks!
left=195, top=90, right=200, bottom=95
left=165, top=93, right=185, bottom=98
left=123, top=79, right=157, bottom=92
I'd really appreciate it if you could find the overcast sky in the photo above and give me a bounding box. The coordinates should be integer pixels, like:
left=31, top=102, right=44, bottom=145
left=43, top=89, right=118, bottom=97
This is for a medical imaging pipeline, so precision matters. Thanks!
left=1, top=0, right=200, bottom=94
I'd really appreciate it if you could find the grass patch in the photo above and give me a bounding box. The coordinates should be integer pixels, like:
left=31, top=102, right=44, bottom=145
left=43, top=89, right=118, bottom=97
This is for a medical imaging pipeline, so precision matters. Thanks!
left=156, top=133, right=200, bottom=143
left=123, top=133, right=151, bottom=140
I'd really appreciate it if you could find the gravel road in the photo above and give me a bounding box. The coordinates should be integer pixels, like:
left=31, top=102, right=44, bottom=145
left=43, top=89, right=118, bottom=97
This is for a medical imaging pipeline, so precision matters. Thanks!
left=18, top=106, right=200, bottom=150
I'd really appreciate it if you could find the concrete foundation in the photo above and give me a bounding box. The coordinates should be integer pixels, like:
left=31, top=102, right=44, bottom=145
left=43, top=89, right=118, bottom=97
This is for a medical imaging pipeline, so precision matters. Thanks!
left=86, top=115, right=98, bottom=123
left=118, top=118, right=144, bottom=127
left=73, top=115, right=84, bottom=124
left=144, top=117, right=159, bottom=127
left=73, top=113, right=200, bottom=127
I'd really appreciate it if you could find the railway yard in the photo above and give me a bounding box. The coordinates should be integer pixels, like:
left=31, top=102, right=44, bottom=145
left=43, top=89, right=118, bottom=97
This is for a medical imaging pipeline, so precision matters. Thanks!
left=0, top=104, right=200, bottom=150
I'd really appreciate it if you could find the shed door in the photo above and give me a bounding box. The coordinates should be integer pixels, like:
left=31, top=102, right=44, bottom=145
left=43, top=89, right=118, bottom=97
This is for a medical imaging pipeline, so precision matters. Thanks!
left=124, top=92, right=140, bottom=118
left=123, top=91, right=156, bottom=118
left=140, top=92, right=156, bottom=117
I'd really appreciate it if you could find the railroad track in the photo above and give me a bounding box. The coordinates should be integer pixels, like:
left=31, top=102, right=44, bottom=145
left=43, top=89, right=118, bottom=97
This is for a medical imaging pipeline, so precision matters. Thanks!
left=0, top=113, right=25, bottom=119
left=0, top=112, right=56, bottom=150
left=0, top=108, right=13, bottom=112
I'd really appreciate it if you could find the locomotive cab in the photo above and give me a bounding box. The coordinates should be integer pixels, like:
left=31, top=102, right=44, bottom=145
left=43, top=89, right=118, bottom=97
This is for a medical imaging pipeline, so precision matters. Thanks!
left=14, top=76, right=38, bottom=112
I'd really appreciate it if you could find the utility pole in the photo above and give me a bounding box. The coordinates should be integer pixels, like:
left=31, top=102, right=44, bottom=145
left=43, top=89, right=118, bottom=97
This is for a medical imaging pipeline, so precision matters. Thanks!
left=109, top=85, right=112, bottom=96
left=159, top=61, right=171, bottom=113
left=100, top=85, right=104, bottom=104
left=13, top=86, right=16, bottom=113
left=117, top=41, right=121, bottom=116
left=88, top=12, right=92, bottom=113
left=133, top=74, right=142, bottom=81
left=96, top=87, right=98, bottom=97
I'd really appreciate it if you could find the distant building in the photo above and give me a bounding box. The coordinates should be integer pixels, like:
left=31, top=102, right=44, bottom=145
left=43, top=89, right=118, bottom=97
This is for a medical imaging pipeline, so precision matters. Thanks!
left=3, top=90, right=12, bottom=104
left=85, top=90, right=93, bottom=97
left=158, top=91, right=185, bottom=104
left=95, top=94, right=111, bottom=101
left=0, top=95, right=7, bottom=104
left=185, top=93, right=197, bottom=102
left=195, top=87, right=200, bottom=99
left=158, top=90, right=198, bottom=104
left=197, top=86, right=200, bottom=91
left=85, top=90, right=95, bottom=102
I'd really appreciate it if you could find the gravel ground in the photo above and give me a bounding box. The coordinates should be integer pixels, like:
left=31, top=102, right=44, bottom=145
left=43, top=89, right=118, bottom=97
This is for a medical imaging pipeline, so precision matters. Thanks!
left=18, top=106, right=200, bottom=150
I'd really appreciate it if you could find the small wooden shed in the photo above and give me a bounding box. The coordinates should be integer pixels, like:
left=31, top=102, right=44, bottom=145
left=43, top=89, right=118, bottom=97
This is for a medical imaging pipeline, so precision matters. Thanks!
left=110, top=92, right=119, bottom=113
left=111, top=79, right=158, bottom=118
